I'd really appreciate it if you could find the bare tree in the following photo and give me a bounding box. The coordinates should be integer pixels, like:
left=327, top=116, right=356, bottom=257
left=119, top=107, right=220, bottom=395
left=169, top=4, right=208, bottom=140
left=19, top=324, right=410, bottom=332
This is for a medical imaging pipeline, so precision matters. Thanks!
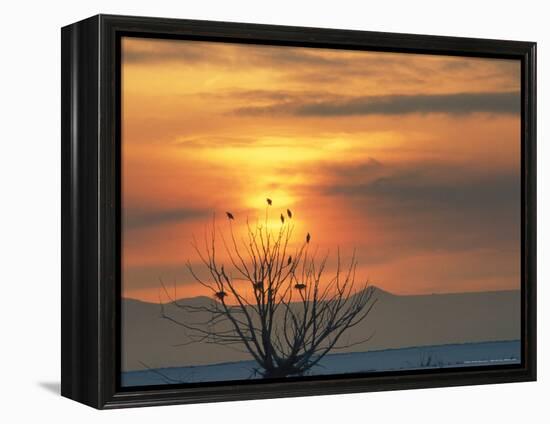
left=160, top=201, right=377, bottom=379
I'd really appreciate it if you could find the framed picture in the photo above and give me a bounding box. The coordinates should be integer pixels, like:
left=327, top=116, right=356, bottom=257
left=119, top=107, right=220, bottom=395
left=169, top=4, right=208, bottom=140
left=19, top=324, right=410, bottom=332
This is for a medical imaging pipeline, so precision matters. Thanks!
left=61, top=14, right=536, bottom=409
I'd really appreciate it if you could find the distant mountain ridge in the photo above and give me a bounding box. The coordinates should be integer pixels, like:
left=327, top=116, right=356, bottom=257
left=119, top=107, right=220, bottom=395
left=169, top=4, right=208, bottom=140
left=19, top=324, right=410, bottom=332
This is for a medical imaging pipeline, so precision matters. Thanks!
left=122, top=287, right=520, bottom=371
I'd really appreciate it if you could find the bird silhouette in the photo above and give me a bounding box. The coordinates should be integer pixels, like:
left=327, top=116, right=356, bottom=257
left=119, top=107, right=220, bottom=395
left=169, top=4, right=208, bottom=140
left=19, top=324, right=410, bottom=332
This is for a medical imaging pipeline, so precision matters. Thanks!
left=287, top=209, right=292, bottom=218
left=266, top=198, right=272, bottom=206
left=226, top=212, right=234, bottom=220
left=215, top=291, right=228, bottom=300
left=280, top=213, right=285, bottom=224
left=287, top=255, right=292, bottom=266
left=306, top=233, right=311, bottom=243
left=294, top=283, right=306, bottom=290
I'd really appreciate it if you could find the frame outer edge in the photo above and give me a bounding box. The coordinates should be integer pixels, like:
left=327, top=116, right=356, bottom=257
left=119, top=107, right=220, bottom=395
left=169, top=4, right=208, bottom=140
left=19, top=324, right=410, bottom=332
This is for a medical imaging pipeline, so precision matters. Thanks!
left=98, top=13, right=120, bottom=408
left=525, top=42, right=537, bottom=381
left=62, top=14, right=537, bottom=409
left=61, top=15, right=102, bottom=409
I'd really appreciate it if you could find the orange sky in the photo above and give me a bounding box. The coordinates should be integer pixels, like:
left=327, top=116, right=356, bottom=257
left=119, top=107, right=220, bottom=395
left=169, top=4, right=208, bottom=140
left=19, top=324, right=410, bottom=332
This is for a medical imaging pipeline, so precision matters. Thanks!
left=121, top=36, right=521, bottom=302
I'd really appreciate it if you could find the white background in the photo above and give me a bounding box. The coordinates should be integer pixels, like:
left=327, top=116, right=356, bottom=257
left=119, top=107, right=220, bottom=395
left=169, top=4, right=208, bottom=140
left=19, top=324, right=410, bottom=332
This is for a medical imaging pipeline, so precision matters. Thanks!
left=0, top=0, right=546, bottom=422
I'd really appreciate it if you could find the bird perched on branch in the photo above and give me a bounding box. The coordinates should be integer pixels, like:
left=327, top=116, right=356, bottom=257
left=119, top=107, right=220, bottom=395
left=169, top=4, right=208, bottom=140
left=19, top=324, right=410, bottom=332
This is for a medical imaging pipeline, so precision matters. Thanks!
left=306, top=233, right=311, bottom=243
left=294, top=283, right=306, bottom=290
left=287, top=255, right=292, bottom=266
left=226, top=212, right=234, bottom=220
left=280, top=213, right=285, bottom=224
left=287, top=209, right=292, bottom=218
left=215, top=291, right=228, bottom=300
left=266, top=198, right=272, bottom=206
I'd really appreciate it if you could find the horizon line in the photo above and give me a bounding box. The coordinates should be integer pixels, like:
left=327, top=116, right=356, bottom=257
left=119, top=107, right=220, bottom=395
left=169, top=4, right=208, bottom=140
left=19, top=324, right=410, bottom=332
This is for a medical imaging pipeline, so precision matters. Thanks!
left=122, top=286, right=521, bottom=304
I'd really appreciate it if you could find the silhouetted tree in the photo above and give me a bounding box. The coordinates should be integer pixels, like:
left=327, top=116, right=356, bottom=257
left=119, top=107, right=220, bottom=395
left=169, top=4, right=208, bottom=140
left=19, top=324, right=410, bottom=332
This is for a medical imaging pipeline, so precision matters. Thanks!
left=160, top=201, right=377, bottom=379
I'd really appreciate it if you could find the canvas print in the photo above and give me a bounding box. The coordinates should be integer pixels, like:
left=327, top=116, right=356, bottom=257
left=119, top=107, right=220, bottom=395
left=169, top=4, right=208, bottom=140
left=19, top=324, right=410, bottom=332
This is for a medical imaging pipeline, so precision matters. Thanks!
left=120, top=36, right=521, bottom=387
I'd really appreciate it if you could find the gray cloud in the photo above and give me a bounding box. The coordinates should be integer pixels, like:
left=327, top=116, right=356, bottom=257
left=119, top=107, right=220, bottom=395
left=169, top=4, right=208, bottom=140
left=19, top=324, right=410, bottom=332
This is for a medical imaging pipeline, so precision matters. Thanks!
left=299, top=91, right=520, bottom=116
left=123, top=42, right=210, bottom=64
left=122, top=40, right=345, bottom=70
left=322, top=157, right=384, bottom=180
left=234, top=91, right=520, bottom=117
left=327, top=171, right=520, bottom=211
left=123, top=40, right=349, bottom=67
left=174, top=134, right=299, bottom=149
left=198, top=88, right=322, bottom=102
left=124, top=207, right=210, bottom=229
left=307, top=158, right=521, bottom=258
left=256, top=48, right=340, bottom=66
left=174, top=135, right=257, bottom=149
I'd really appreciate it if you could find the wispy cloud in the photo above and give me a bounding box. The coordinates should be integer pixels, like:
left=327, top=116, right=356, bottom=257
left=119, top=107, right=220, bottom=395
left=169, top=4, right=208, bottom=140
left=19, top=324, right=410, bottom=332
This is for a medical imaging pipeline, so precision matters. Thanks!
left=124, top=207, right=210, bottom=229
left=233, top=91, right=520, bottom=117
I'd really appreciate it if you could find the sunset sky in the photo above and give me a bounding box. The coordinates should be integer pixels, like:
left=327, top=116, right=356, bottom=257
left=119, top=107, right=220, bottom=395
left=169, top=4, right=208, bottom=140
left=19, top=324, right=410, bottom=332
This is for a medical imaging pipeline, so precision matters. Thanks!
left=121, top=36, right=521, bottom=302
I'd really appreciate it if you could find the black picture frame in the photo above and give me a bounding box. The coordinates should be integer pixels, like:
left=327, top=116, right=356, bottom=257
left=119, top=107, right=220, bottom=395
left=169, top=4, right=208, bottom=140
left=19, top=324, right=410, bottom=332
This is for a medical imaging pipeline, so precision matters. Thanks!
left=61, top=14, right=537, bottom=409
